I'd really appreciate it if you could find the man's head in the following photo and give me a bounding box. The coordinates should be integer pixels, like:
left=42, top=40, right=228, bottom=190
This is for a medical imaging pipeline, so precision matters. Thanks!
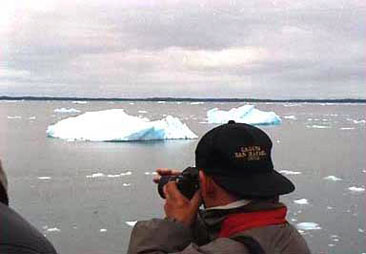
left=195, top=121, right=294, bottom=207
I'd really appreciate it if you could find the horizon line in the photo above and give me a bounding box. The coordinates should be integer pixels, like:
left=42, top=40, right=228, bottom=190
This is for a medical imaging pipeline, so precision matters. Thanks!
left=1, top=96, right=366, bottom=103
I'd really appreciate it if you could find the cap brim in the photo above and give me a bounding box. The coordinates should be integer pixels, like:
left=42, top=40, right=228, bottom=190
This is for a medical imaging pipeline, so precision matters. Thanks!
left=213, top=170, right=295, bottom=198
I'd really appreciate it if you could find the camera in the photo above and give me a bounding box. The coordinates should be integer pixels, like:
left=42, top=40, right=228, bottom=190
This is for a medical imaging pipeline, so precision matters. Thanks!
left=157, top=167, right=200, bottom=199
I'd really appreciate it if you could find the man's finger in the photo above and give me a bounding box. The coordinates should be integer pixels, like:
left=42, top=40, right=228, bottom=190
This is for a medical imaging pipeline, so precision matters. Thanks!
left=164, top=181, right=187, bottom=202
left=156, top=168, right=181, bottom=176
left=190, top=190, right=202, bottom=211
left=152, top=175, right=161, bottom=184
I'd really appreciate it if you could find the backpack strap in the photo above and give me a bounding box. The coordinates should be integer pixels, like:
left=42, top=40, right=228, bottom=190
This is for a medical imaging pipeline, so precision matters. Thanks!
left=230, top=235, right=265, bottom=254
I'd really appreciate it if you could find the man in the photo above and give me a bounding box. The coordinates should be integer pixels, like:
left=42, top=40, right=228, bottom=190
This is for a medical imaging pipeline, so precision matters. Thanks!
left=0, top=161, right=58, bottom=254
left=128, top=121, right=311, bottom=253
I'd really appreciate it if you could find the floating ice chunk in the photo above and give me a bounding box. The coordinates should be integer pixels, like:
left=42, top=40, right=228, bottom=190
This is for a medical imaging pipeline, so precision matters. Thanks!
left=88, top=171, right=132, bottom=178
left=29, top=116, right=36, bottom=120
left=296, top=222, right=321, bottom=231
left=54, top=108, right=80, bottom=113
left=283, top=103, right=301, bottom=107
left=72, top=101, right=88, bottom=104
left=7, top=116, right=21, bottom=119
left=306, top=125, right=330, bottom=129
left=284, top=115, right=297, bottom=120
left=340, top=127, right=354, bottom=130
left=47, top=109, right=197, bottom=142
left=144, top=172, right=157, bottom=175
left=107, top=171, right=132, bottom=178
left=323, top=175, right=342, bottom=181
left=279, top=170, right=302, bottom=175
left=327, top=206, right=334, bottom=210
left=126, top=221, right=137, bottom=227
left=86, top=173, right=105, bottom=178
left=122, top=183, right=131, bottom=187
left=38, top=176, right=51, bottom=180
left=207, top=105, right=281, bottom=125
left=99, top=229, right=107, bottom=232
left=348, top=186, right=365, bottom=193
left=138, top=110, right=148, bottom=114
left=47, top=227, right=61, bottom=232
left=294, top=199, right=309, bottom=205
left=157, top=101, right=166, bottom=104
left=358, top=228, right=364, bottom=233
left=190, top=102, right=204, bottom=105
left=353, top=119, right=366, bottom=124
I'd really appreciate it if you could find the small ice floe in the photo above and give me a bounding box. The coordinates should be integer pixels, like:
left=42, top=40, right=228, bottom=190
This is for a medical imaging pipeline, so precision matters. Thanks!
left=157, top=101, right=166, bottom=104
left=28, top=116, right=36, bottom=120
left=323, top=175, right=342, bottom=181
left=129, top=103, right=135, bottom=105
left=353, top=119, right=366, bottom=124
left=87, top=171, right=132, bottom=178
left=362, top=169, right=366, bottom=173
left=46, top=227, right=61, bottom=232
left=86, top=173, right=105, bottom=178
left=328, top=243, right=335, bottom=247
left=306, top=125, right=330, bottom=129
left=358, top=228, right=364, bottom=233
left=340, top=127, right=354, bottom=130
left=348, top=186, right=365, bottom=193
left=38, top=176, right=52, bottom=180
left=284, top=115, right=296, bottom=120
left=7, top=116, right=22, bottom=119
left=138, top=110, right=148, bottom=114
left=125, top=221, right=137, bottom=227
left=72, top=101, right=88, bottom=104
left=330, top=235, right=339, bottom=242
left=279, top=170, right=302, bottom=175
left=294, top=199, right=309, bottom=205
left=190, top=102, right=204, bottom=105
left=107, top=171, right=132, bottom=178
left=296, top=222, right=321, bottom=231
left=327, top=206, right=334, bottom=210
left=122, top=183, right=131, bottom=187
left=99, top=229, right=107, bottom=232
left=283, top=104, right=301, bottom=107
left=54, top=108, right=80, bottom=113
left=144, top=172, right=157, bottom=175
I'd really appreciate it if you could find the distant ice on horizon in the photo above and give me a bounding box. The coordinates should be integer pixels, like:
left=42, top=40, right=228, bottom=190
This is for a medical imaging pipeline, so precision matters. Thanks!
left=207, top=105, right=281, bottom=125
left=46, top=109, right=197, bottom=141
left=54, top=108, right=81, bottom=113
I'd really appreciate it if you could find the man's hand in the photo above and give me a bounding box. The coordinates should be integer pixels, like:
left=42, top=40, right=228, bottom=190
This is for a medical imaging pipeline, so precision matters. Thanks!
left=163, top=181, right=201, bottom=228
left=153, top=168, right=181, bottom=184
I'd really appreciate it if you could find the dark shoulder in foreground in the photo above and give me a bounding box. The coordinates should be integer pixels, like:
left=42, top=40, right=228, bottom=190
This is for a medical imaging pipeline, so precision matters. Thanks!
left=0, top=202, right=57, bottom=254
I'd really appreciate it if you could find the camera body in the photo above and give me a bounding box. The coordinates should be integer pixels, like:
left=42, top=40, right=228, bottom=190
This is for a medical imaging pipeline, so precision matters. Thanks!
left=157, top=167, right=199, bottom=199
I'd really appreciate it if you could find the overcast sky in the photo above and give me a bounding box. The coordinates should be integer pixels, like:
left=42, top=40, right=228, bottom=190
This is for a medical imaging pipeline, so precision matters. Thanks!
left=1, top=0, right=365, bottom=99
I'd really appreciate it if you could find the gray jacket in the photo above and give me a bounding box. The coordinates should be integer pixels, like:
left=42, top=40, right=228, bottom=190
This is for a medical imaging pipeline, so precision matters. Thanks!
left=127, top=202, right=311, bottom=254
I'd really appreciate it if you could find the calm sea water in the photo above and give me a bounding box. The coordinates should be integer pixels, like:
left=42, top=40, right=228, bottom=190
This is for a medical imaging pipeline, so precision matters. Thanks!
left=0, top=100, right=365, bottom=254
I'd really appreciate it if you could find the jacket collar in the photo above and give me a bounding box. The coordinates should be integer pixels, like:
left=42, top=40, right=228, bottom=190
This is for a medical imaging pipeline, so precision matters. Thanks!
left=198, top=201, right=286, bottom=240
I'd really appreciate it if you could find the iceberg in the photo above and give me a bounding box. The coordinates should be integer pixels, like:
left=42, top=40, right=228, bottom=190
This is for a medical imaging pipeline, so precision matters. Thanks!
left=207, top=105, right=281, bottom=125
left=46, top=109, right=197, bottom=142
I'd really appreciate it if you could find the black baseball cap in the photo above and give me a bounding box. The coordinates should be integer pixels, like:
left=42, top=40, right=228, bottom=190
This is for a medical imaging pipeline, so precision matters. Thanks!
left=195, top=120, right=295, bottom=198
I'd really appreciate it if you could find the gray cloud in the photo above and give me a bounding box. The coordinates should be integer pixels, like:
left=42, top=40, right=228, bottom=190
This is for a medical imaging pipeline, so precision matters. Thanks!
left=1, top=0, right=365, bottom=98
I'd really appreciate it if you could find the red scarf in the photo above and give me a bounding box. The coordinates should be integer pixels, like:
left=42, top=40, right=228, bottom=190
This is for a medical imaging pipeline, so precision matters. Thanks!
left=219, top=207, right=288, bottom=238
